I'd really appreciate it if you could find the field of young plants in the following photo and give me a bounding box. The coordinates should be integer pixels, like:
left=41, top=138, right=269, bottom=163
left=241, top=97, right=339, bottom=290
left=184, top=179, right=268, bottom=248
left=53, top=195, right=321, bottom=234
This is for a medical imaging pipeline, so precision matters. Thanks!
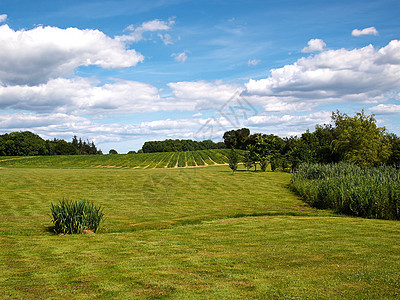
left=0, top=157, right=399, bottom=299
left=0, top=149, right=238, bottom=169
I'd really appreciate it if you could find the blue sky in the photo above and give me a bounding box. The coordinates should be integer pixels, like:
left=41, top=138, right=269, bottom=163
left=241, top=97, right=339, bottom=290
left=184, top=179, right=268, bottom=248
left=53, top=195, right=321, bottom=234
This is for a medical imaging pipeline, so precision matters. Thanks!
left=0, top=0, right=400, bottom=153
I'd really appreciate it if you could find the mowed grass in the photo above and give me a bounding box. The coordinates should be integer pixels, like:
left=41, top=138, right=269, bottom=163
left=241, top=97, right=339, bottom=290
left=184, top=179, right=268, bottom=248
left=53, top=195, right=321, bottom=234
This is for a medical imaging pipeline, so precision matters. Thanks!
left=0, top=165, right=399, bottom=299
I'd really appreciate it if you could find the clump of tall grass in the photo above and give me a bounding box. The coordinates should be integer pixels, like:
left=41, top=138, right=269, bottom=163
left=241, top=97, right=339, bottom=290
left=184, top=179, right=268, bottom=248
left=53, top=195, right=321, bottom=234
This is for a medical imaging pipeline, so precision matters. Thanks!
left=50, top=199, right=104, bottom=234
left=290, top=162, right=400, bottom=220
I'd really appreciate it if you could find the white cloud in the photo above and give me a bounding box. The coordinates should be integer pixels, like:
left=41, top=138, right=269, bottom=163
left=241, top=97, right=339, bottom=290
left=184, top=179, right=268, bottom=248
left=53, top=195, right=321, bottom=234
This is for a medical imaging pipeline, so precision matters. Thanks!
left=245, top=40, right=400, bottom=106
left=0, top=24, right=143, bottom=85
left=244, top=95, right=315, bottom=113
left=0, top=112, right=87, bottom=130
left=248, top=59, right=261, bottom=66
left=0, top=77, right=195, bottom=114
left=117, top=18, right=174, bottom=43
left=370, top=104, right=400, bottom=114
left=171, top=50, right=189, bottom=63
left=302, top=39, right=326, bottom=53
left=352, top=27, right=378, bottom=37
left=247, top=111, right=331, bottom=128
left=158, top=33, right=173, bottom=45
left=168, top=80, right=242, bottom=110
left=0, top=14, right=6, bottom=23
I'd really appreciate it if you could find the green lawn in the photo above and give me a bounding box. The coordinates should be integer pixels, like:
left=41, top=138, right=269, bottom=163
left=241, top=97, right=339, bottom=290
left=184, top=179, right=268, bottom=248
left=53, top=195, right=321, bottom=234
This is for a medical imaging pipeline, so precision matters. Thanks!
left=0, top=164, right=399, bottom=299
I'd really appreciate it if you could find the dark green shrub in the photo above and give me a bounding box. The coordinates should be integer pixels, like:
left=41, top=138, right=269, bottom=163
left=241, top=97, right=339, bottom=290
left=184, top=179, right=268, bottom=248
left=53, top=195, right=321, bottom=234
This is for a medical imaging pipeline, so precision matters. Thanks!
left=50, top=199, right=104, bottom=234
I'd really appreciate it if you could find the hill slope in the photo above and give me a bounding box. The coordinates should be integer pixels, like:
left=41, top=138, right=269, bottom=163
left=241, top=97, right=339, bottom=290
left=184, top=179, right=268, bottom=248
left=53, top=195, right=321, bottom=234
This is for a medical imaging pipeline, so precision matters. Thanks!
left=0, top=149, right=243, bottom=169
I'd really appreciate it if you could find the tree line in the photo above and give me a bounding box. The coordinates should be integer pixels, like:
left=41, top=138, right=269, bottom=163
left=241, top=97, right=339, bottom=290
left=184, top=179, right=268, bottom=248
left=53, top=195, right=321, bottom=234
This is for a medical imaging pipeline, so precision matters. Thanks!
left=227, top=110, right=400, bottom=172
left=0, top=131, right=101, bottom=156
left=141, top=139, right=225, bottom=153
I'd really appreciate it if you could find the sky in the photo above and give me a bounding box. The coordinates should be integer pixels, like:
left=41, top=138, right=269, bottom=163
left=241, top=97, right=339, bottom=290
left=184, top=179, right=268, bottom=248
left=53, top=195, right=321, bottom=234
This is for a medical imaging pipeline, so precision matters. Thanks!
left=0, top=0, right=400, bottom=153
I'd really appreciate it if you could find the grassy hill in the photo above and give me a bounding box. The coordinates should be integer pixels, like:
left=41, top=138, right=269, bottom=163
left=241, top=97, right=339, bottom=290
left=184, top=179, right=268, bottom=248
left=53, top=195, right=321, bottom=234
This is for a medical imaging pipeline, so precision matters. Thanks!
left=0, top=163, right=399, bottom=298
left=0, top=149, right=240, bottom=169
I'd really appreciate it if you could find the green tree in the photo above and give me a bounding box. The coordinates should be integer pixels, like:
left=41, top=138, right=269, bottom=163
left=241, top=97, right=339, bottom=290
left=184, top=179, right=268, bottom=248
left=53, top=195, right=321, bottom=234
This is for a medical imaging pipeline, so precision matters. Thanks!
left=109, top=149, right=118, bottom=155
left=332, top=110, right=391, bottom=167
left=228, top=148, right=239, bottom=173
left=244, top=133, right=285, bottom=171
left=387, top=134, right=400, bottom=168
left=223, top=128, right=250, bottom=150
left=1, top=131, right=48, bottom=156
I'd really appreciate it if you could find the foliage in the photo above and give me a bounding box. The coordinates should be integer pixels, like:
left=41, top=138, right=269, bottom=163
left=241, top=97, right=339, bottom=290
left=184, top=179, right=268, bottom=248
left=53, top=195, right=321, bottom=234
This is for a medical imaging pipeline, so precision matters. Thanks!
left=244, top=133, right=285, bottom=171
left=290, top=162, right=400, bottom=220
left=50, top=199, right=104, bottom=234
left=388, top=133, right=400, bottom=168
left=141, top=139, right=225, bottom=153
left=332, top=110, right=391, bottom=167
left=228, top=148, right=238, bottom=173
left=279, top=110, right=394, bottom=169
left=223, top=128, right=250, bottom=149
left=0, top=131, right=48, bottom=156
left=109, top=149, right=118, bottom=155
left=0, top=131, right=100, bottom=156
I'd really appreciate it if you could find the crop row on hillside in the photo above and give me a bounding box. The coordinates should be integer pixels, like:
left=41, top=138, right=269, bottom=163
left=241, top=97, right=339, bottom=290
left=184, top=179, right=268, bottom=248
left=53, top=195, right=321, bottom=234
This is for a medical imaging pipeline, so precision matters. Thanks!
left=0, top=149, right=244, bottom=169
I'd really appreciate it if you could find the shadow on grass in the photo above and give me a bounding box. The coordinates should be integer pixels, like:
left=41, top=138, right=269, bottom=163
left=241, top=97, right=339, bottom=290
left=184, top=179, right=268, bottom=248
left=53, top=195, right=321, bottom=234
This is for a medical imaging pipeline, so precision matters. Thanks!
left=44, top=225, right=57, bottom=235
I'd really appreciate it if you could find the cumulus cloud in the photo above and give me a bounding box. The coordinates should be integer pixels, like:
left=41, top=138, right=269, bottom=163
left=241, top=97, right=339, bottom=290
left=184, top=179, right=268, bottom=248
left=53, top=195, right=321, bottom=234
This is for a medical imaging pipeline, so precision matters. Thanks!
left=0, top=14, right=6, bottom=23
left=245, top=40, right=400, bottom=106
left=244, top=95, right=315, bottom=113
left=370, top=104, right=400, bottom=114
left=171, top=50, right=189, bottom=63
left=168, top=80, right=242, bottom=110
left=0, top=24, right=144, bottom=85
left=117, top=18, right=175, bottom=43
left=247, top=111, right=331, bottom=127
left=0, top=111, right=213, bottom=146
left=0, top=77, right=194, bottom=114
left=0, top=112, right=87, bottom=130
left=301, top=39, right=326, bottom=53
left=248, top=59, right=261, bottom=66
left=352, top=27, right=378, bottom=36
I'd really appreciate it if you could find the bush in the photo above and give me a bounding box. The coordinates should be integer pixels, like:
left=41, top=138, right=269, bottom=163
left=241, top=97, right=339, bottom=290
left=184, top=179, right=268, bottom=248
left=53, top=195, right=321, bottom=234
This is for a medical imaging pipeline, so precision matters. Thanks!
left=50, top=199, right=104, bottom=234
left=290, top=162, right=400, bottom=220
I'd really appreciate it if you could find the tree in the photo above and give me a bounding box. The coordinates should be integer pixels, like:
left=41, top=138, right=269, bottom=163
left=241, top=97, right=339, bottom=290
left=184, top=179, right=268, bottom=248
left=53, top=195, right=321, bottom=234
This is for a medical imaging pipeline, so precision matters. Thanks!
left=244, top=133, right=285, bottom=171
left=0, top=131, right=48, bottom=156
left=332, top=110, right=391, bottom=167
left=0, top=131, right=99, bottom=156
left=223, top=128, right=250, bottom=149
left=53, top=139, right=78, bottom=155
left=228, top=148, right=239, bottom=173
left=109, top=149, right=118, bottom=155
left=387, top=134, right=400, bottom=168
left=141, top=138, right=221, bottom=153
left=243, top=151, right=255, bottom=171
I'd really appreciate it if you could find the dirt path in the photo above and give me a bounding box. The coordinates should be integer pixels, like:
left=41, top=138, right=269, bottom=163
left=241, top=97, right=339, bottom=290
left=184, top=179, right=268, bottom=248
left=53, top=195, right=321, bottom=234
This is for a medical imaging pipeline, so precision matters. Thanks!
left=207, top=155, right=218, bottom=165
left=174, top=153, right=180, bottom=168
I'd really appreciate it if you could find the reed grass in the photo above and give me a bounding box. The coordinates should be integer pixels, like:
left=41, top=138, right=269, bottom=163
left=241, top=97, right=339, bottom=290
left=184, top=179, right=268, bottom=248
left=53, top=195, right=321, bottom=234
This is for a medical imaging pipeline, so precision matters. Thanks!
left=50, top=199, right=104, bottom=234
left=290, top=162, right=400, bottom=220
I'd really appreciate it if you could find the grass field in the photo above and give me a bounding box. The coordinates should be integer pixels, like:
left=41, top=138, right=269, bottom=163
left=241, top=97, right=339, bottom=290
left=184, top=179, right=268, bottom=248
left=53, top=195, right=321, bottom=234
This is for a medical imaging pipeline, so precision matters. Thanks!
left=0, top=160, right=399, bottom=299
